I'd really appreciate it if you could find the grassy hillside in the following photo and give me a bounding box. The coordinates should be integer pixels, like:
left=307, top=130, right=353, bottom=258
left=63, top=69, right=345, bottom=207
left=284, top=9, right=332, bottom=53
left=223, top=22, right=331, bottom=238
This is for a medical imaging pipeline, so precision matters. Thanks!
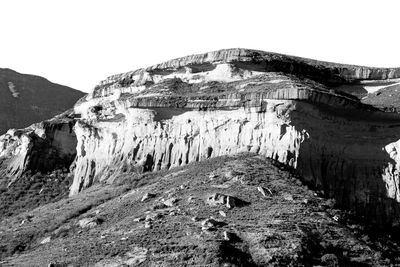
left=0, top=68, right=84, bottom=134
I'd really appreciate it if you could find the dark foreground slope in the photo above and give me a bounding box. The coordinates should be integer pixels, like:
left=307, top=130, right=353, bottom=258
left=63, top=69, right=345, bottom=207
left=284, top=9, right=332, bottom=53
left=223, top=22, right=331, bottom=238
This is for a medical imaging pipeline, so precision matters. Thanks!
left=0, top=68, right=84, bottom=134
left=1, top=154, right=399, bottom=266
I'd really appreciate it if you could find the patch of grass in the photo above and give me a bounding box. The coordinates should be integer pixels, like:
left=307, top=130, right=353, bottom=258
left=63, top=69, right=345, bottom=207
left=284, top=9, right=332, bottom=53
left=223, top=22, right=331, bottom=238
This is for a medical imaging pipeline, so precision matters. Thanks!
left=0, top=170, right=72, bottom=220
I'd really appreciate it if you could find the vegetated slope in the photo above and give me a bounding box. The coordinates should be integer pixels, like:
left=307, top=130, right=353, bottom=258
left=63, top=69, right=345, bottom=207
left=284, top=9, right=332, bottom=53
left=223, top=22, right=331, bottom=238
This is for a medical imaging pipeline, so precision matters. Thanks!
left=0, top=68, right=84, bottom=134
left=362, top=82, right=400, bottom=111
left=1, top=154, right=399, bottom=266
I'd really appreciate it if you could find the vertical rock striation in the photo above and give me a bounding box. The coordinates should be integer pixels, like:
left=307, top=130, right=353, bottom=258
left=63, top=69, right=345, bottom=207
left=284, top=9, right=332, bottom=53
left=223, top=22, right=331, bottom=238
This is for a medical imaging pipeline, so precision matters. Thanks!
left=0, top=118, right=77, bottom=185
left=70, top=101, right=306, bottom=195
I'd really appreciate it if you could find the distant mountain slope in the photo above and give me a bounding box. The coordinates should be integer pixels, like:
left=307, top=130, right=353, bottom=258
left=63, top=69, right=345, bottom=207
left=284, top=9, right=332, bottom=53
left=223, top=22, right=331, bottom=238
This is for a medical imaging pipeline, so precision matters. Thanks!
left=0, top=68, right=84, bottom=134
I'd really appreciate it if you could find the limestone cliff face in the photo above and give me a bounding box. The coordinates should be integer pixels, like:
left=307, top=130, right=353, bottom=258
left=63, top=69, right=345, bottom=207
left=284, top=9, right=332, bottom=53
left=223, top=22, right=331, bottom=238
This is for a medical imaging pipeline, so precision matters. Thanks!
left=70, top=102, right=306, bottom=195
left=0, top=117, right=77, bottom=185
left=1, top=48, right=400, bottom=227
left=95, top=48, right=400, bottom=99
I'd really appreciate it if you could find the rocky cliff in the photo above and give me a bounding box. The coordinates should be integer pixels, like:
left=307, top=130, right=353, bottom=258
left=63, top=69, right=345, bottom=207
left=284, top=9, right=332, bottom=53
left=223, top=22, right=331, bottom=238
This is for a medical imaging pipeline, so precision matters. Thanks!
left=0, top=68, right=84, bottom=134
left=1, top=48, right=400, bottom=228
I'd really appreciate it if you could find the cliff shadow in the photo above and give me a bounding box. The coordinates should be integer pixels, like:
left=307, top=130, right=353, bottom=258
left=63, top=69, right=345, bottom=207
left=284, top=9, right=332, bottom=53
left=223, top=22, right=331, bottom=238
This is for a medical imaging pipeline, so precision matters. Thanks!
left=289, top=101, right=400, bottom=232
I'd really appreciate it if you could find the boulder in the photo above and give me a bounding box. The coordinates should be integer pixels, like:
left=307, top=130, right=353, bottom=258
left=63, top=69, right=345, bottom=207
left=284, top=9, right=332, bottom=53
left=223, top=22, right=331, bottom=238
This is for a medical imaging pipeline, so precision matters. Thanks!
left=207, top=193, right=248, bottom=209
left=141, top=193, right=156, bottom=202
left=163, top=197, right=178, bottom=207
left=78, top=217, right=103, bottom=228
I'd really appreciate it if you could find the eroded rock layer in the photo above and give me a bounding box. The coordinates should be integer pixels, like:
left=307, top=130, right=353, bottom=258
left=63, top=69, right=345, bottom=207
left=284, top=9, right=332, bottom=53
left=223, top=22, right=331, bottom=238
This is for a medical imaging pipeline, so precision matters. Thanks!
left=0, top=116, right=77, bottom=185
left=1, top=48, right=400, bottom=227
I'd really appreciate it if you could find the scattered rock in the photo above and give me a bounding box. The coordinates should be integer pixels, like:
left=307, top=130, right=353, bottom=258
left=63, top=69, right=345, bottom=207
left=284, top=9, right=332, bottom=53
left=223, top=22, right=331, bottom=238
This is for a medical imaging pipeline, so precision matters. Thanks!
left=141, top=192, right=156, bottom=202
left=209, top=172, right=218, bottom=179
left=40, top=236, right=51, bottom=244
left=152, top=203, right=168, bottom=210
left=219, top=210, right=227, bottom=217
left=163, top=197, right=178, bottom=207
left=207, top=193, right=226, bottom=206
left=207, top=193, right=248, bottom=209
left=133, top=217, right=145, bottom=222
left=223, top=231, right=240, bottom=242
left=226, top=196, right=236, bottom=209
left=201, top=218, right=226, bottom=231
left=144, top=221, right=152, bottom=229
left=22, top=214, right=34, bottom=225
left=145, top=213, right=162, bottom=221
left=192, top=216, right=200, bottom=222
left=78, top=217, right=103, bottom=228
left=257, top=186, right=272, bottom=197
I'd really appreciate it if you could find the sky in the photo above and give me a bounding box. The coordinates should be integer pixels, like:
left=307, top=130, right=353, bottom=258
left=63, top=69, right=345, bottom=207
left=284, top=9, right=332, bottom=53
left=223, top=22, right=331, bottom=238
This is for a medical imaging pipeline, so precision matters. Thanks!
left=1, top=0, right=400, bottom=93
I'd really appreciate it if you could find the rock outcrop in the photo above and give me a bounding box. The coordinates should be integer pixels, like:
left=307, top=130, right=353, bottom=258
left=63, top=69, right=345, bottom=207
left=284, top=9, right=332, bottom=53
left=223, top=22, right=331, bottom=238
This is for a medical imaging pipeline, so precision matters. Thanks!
left=1, top=48, right=400, bottom=227
left=0, top=68, right=84, bottom=134
left=0, top=114, right=77, bottom=185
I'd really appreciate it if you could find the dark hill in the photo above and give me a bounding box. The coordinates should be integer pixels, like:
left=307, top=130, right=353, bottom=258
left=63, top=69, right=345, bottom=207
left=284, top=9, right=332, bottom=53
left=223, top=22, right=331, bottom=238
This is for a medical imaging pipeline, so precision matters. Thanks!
left=0, top=68, right=84, bottom=134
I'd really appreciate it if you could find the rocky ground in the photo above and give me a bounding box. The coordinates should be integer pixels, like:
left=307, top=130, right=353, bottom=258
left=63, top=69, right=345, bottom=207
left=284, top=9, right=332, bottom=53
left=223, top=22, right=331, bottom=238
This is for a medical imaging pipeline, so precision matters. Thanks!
left=1, top=153, right=400, bottom=266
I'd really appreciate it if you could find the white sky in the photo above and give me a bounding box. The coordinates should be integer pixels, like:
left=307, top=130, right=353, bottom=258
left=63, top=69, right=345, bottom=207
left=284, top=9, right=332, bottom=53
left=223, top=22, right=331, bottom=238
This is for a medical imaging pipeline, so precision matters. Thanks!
left=1, top=0, right=399, bottom=93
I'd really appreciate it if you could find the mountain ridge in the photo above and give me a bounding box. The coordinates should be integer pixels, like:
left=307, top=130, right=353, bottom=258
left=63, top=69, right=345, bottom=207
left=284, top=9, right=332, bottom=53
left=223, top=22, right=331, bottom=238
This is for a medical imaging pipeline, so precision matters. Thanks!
left=98, top=48, right=400, bottom=89
left=0, top=68, right=85, bottom=134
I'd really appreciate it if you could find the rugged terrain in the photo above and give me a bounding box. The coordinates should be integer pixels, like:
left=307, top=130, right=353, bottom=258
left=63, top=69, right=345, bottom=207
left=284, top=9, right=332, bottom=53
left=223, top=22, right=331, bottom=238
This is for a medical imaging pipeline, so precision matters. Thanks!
left=1, top=48, right=400, bottom=265
left=2, top=154, right=400, bottom=266
left=0, top=68, right=84, bottom=134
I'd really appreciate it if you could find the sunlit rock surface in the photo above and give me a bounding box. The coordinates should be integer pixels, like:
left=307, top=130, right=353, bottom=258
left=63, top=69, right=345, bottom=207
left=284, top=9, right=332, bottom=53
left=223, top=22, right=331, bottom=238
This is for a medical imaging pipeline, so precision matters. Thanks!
left=0, top=115, right=77, bottom=185
left=1, top=48, right=400, bottom=227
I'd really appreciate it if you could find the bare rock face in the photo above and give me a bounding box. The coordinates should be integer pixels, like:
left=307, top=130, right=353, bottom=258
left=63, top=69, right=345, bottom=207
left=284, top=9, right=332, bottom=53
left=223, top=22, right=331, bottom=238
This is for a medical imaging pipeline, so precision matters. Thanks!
left=0, top=114, right=77, bottom=185
left=1, top=48, right=400, bottom=227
